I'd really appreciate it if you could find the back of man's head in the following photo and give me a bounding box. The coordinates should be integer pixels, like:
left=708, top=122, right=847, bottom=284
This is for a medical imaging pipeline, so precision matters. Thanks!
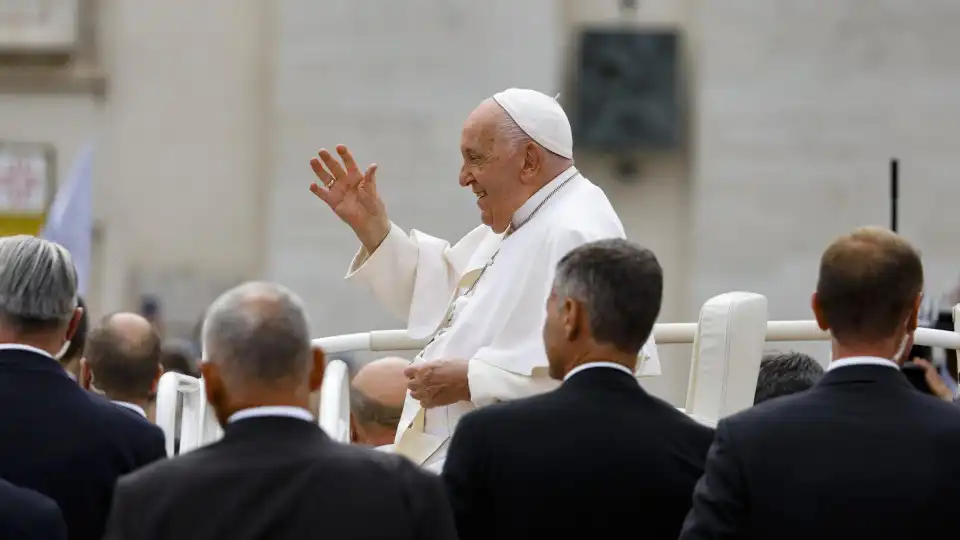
left=551, top=238, right=662, bottom=352
left=83, top=312, right=162, bottom=402
left=0, top=236, right=80, bottom=354
left=350, top=356, right=409, bottom=446
left=814, top=227, right=923, bottom=350
left=754, top=351, right=824, bottom=405
left=200, top=282, right=325, bottom=424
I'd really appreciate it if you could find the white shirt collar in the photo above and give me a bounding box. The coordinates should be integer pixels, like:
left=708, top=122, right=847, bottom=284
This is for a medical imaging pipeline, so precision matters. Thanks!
left=564, top=361, right=636, bottom=381
left=827, top=356, right=899, bottom=372
left=227, top=405, right=315, bottom=424
left=511, top=165, right=578, bottom=228
left=113, top=401, right=147, bottom=418
left=0, top=343, right=56, bottom=360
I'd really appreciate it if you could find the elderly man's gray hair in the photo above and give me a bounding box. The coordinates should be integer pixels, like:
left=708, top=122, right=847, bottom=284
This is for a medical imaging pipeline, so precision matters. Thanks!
left=202, top=281, right=312, bottom=385
left=0, top=235, right=78, bottom=331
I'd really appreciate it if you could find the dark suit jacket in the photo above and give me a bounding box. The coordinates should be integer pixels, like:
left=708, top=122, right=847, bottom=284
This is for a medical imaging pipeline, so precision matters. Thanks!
left=680, top=363, right=960, bottom=540
left=443, top=366, right=715, bottom=540
left=0, top=348, right=167, bottom=540
left=104, top=415, right=458, bottom=540
left=0, top=478, right=67, bottom=540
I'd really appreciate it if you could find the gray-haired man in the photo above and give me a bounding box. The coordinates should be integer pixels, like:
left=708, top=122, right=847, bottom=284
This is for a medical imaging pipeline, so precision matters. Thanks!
left=105, top=281, right=458, bottom=540
left=0, top=236, right=166, bottom=540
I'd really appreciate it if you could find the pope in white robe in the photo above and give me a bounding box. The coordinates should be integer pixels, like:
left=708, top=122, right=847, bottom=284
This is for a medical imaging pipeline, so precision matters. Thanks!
left=309, top=88, right=659, bottom=471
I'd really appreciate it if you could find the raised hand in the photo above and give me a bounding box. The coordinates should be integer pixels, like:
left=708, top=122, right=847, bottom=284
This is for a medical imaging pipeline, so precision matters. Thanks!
left=310, top=145, right=390, bottom=251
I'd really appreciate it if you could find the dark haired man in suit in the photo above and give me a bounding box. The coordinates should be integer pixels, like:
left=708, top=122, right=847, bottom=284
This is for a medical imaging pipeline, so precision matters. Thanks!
left=443, top=238, right=713, bottom=540
left=681, top=227, right=960, bottom=540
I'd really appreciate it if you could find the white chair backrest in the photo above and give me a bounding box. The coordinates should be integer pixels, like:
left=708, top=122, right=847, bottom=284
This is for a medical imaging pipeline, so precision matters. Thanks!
left=318, top=359, right=351, bottom=442
left=685, top=292, right=768, bottom=423
left=155, top=371, right=203, bottom=456
left=154, top=371, right=222, bottom=456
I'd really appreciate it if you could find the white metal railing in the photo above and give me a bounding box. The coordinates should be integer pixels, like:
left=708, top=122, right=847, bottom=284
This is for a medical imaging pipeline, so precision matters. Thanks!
left=312, top=320, right=960, bottom=352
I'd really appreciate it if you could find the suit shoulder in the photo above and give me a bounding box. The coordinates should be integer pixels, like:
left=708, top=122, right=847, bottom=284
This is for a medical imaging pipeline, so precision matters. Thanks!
left=323, top=442, right=442, bottom=488
left=0, top=479, right=60, bottom=519
left=117, top=440, right=211, bottom=489
left=468, top=391, right=555, bottom=421
left=455, top=392, right=559, bottom=437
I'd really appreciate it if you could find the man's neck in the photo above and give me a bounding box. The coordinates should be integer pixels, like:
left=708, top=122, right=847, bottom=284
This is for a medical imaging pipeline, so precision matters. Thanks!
left=226, top=389, right=313, bottom=418
left=832, top=342, right=900, bottom=365
left=0, top=336, right=60, bottom=357
left=565, top=346, right=637, bottom=376
left=109, top=394, right=150, bottom=410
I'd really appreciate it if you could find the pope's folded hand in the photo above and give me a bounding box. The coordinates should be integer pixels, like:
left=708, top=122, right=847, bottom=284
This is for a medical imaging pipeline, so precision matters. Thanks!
left=405, top=358, right=471, bottom=408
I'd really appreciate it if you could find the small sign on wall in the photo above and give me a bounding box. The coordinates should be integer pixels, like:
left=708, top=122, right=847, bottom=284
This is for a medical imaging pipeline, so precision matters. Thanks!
left=0, top=0, right=79, bottom=53
left=0, top=142, right=55, bottom=236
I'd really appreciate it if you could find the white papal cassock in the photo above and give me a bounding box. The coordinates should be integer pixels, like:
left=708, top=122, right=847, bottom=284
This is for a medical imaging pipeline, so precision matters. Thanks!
left=346, top=166, right=660, bottom=470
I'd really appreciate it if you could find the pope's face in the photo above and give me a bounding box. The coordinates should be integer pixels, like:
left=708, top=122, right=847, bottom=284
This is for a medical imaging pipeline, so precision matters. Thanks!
left=459, top=103, right=526, bottom=233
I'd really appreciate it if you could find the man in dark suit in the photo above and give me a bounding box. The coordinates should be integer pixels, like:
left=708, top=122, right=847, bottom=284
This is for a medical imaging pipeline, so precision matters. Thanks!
left=105, top=281, right=457, bottom=540
left=82, top=312, right=166, bottom=423
left=680, top=226, right=960, bottom=540
left=443, top=238, right=714, bottom=540
left=0, top=478, right=67, bottom=540
left=0, top=236, right=167, bottom=540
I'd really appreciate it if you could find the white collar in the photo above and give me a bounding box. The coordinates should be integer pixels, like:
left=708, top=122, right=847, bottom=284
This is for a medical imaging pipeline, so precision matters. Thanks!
left=113, top=401, right=147, bottom=418
left=827, top=356, right=899, bottom=372
left=564, top=361, right=636, bottom=381
left=0, top=343, right=56, bottom=360
left=511, top=165, right=578, bottom=228
left=227, top=405, right=314, bottom=424
left=375, top=444, right=395, bottom=452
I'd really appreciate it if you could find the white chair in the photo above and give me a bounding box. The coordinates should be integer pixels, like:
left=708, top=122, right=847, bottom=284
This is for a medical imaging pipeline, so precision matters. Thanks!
left=683, top=292, right=768, bottom=425
left=155, top=372, right=203, bottom=457
left=154, top=371, right=221, bottom=456
left=318, top=359, right=351, bottom=442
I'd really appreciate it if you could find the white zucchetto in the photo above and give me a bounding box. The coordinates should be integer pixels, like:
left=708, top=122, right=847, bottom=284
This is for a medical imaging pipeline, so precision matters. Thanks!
left=492, top=88, right=573, bottom=159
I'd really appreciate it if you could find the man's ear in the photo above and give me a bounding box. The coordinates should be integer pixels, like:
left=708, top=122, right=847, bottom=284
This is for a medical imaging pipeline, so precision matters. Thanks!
left=908, top=293, right=923, bottom=332
left=519, top=142, right=542, bottom=183
left=308, top=346, right=326, bottom=393
left=811, top=293, right=829, bottom=331
left=65, top=306, right=83, bottom=342
left=349, top=412, right=360, bottom=444
left=79, top=357, right=93, bottom=390
left=151, top=365, right=164, bottom=394
left=563, top=297, right=582, bottom=342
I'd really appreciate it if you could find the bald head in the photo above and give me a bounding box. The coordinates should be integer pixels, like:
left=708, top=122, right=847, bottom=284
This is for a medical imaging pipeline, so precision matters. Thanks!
left=202, top=281, right=312, bottom=389
left=352, top=357, right=409, bottom=410
left=85, top=312, right=161, bottom=400
left=350, top=357, right=408, bottom=445
left=815, top=226, right=923, bottom=343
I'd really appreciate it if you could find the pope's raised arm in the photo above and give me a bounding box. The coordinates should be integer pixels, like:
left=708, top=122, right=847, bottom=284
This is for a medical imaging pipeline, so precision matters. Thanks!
left=309, top=145, right=491, bottom=331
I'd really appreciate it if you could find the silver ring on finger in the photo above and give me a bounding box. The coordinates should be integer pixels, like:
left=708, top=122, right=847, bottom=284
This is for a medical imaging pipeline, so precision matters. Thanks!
left=328, top=178, right=336, bottom=188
